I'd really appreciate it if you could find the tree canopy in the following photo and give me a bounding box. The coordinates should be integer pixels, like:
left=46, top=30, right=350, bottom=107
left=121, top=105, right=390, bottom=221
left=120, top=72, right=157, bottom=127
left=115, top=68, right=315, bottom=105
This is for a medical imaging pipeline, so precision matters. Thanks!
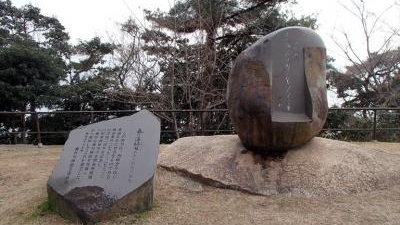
left=0, top=0, right=69, bottom=112
left=140, top=0, right=317, bottom=137
left=0, top=0, right=320, bottom=143
left=2, top=0, right=398, bottom=144
left=324, top=0, right=400, bottom=141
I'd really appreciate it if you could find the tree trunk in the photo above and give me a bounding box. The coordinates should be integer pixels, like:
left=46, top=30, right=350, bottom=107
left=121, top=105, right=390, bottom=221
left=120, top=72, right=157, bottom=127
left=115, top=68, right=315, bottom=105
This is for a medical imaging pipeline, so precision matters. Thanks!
left=200, top=28, right=217, bottom=131
left=170, top=53, right=180, bottom=139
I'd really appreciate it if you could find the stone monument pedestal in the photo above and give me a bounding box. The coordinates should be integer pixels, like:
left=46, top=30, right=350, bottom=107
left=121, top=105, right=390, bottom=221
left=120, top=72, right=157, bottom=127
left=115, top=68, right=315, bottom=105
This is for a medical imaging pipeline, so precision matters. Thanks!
left=47, top=177, right=154, bottom=224
left=159, top=135, right=400, bottom=197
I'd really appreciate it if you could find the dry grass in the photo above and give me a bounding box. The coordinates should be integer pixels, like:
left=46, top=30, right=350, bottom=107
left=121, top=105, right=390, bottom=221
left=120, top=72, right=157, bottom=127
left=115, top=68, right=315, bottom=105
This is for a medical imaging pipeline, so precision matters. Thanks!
left=353, top=142, right=400, bottom=153
left=0, top=142, right=400, bottom=225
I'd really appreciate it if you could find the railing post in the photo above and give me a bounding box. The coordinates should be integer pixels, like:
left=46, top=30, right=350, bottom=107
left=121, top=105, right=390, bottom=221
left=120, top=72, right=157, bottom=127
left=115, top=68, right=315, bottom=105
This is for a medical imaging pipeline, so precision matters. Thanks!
left=90, top=106, right=94, bottom=124
left=11, top=118, right=17, bottom=144
left=200, top=112, right=204, bottom=135
left=189, top=111, right=193, bottom=136
left=22, top=113, right=27, bottom=144
left=35, top=112, right=43, bottom=147
left=373, top=109, right=377, bottom=141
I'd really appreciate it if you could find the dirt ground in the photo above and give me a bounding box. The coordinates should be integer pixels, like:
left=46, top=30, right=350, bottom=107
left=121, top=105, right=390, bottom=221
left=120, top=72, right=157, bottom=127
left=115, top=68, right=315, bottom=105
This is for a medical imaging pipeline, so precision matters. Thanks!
left=0, top=142, right=400, bottom=225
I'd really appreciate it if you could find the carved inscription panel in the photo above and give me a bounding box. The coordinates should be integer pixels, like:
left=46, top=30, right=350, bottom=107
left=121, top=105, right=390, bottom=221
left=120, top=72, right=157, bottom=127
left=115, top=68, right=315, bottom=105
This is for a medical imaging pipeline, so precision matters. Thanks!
left=48, top=110, right=160, bottom=198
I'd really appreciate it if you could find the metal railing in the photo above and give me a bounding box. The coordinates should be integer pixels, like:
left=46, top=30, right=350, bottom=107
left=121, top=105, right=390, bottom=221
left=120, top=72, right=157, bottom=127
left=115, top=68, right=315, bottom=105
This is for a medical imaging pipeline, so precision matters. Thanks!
left=322, top=107, right=400, bottom=140
left=1, top=107, right=399, bottom=144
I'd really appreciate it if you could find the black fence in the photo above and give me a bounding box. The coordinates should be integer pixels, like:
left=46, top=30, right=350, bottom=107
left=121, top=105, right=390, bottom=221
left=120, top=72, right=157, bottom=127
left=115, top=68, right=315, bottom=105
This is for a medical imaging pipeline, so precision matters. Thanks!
left=1, top=108, right=400, bottom=144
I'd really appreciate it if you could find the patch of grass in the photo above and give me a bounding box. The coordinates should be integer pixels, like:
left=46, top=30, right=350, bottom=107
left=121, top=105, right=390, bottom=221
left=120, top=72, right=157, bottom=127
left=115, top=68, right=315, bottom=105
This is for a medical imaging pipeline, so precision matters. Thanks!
left=112, top=211, right=148, bottom=225
left=27, top=200, right=53, bottom=220
left=134, top=208, right=149, bottom=219
left=111, top=199, right=160, bottom=225
left=37, top=200, right=51, bottom=214
left=152, top=198, right=161, bottom=209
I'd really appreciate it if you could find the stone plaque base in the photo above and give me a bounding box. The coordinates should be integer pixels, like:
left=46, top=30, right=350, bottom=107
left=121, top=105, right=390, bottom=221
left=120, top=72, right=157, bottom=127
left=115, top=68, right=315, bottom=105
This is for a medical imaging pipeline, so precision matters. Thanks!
left=48, top=176, right=154, bottom=224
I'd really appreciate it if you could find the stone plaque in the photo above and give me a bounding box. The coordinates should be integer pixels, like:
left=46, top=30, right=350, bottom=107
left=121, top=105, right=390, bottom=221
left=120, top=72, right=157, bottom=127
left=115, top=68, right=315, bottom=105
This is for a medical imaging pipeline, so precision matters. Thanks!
left=47, top=110, right=160, bottom=224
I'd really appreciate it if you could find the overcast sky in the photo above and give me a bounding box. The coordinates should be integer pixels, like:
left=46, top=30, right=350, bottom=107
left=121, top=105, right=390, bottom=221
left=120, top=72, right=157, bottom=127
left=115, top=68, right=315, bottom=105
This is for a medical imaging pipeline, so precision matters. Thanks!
left=10, top=0, right=400, bottom=66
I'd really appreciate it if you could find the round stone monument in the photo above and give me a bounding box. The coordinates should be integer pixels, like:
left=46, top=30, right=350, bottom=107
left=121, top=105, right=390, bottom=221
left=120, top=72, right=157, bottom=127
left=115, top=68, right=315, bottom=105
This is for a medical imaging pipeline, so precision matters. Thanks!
left=227, top=26, right=328, bottom=152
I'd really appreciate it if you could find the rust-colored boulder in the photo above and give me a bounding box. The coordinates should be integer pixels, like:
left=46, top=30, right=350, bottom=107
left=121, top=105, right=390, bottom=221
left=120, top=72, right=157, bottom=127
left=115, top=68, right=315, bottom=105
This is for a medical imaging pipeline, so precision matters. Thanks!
left=227, top=27, right=328, bottom=152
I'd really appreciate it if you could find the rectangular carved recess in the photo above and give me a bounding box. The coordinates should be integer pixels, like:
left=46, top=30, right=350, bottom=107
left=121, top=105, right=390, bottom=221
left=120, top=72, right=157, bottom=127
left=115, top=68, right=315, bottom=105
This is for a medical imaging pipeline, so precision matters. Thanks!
left=271, top=47, right=314, bottom=123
